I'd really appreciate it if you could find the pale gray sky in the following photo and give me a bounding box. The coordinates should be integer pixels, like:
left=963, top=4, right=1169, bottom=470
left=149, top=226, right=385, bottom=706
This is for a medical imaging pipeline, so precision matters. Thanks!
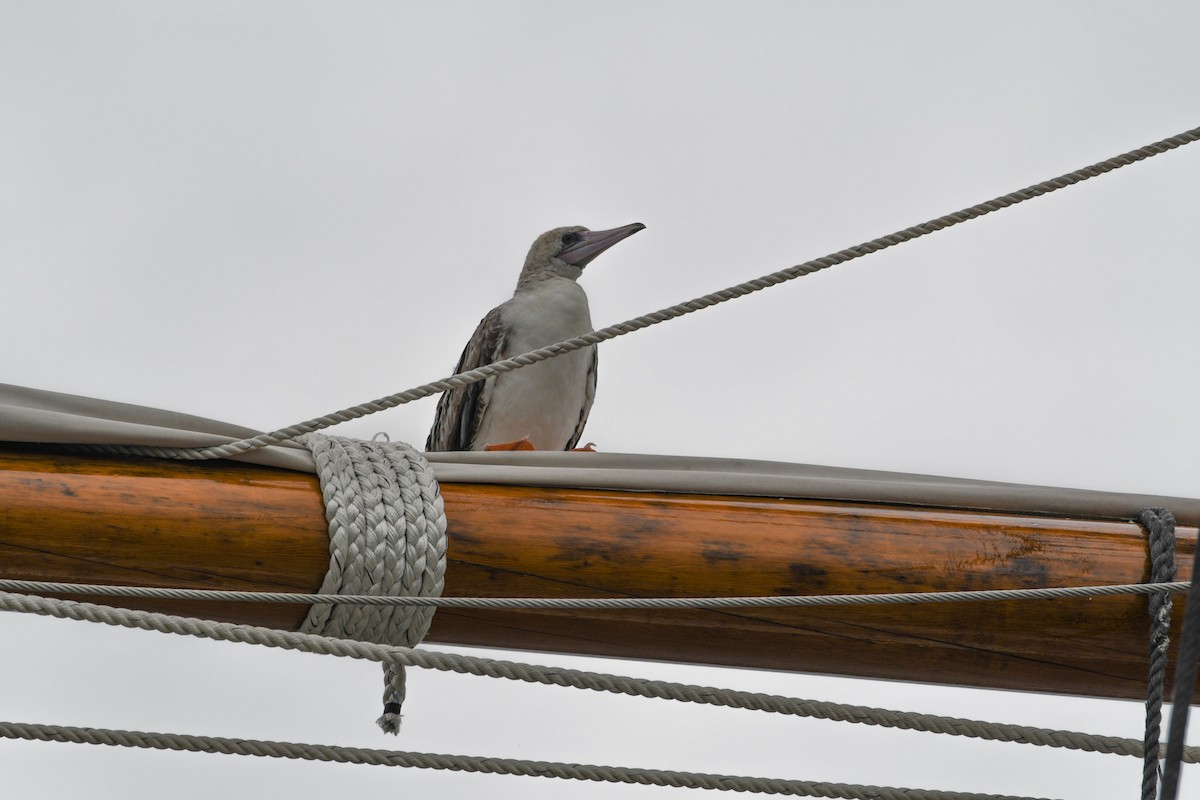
left=2, top=2, right=1198, bottom=797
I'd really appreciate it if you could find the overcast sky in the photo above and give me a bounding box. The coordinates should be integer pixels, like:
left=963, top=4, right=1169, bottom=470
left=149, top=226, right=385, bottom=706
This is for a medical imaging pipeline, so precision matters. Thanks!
left=2, top=2, right=1199, bottom=798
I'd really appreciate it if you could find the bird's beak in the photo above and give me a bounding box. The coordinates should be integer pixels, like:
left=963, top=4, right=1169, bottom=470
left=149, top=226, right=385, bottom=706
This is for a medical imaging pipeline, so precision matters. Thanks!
left=559, top=222, right=646, bottom=268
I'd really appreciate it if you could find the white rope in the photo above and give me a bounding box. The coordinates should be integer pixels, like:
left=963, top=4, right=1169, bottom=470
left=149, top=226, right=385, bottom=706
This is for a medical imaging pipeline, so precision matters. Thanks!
left=1, top=589, right=1195, bottom=763
left=0, top=721, right=1058, bottom=800
left=294, top=434, right=447, bottom=733
left=80, top=125, right=1200, bottom=462
left=0, top=579, right=1188, bottom=608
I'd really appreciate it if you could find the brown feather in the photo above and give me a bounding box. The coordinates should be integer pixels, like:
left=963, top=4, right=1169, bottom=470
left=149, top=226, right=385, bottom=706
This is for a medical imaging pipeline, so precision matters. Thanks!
left=425, top=307, right=506, bottom=452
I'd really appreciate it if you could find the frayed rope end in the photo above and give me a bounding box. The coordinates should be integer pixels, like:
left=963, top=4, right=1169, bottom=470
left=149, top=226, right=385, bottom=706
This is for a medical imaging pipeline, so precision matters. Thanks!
left=376, top=702, right=404, bottom=735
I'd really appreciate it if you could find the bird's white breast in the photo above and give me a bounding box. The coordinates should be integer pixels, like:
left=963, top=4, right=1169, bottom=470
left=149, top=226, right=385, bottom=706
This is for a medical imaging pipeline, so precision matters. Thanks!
left=474, top=278, right=594, bottom=449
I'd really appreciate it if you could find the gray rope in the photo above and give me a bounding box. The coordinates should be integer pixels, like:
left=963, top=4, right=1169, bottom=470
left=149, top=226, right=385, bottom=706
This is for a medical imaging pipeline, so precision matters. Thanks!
left=294, top=435, right=447, bottom=734
left=1136, top=508, right=1176, bottom=800
left=1160, top=510, right=1200, bottom=800
left=2, top=589, right=1198, bottom=763
left=0, top=578, right=1191, bottom=608
left=0, top=721, right=1058, bottom=800
left=82, top=125, right=1200, bottom=462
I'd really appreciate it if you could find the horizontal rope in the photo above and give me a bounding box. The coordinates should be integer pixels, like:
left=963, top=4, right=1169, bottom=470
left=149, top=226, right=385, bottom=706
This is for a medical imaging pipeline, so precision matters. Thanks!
left=85, top=124, right=1200, bottom=462
left=0, top=578, right=1188, bottom=608
left=0, top=721, right=1057, bottom=800
left=2, top=589, right=1195, bottom=763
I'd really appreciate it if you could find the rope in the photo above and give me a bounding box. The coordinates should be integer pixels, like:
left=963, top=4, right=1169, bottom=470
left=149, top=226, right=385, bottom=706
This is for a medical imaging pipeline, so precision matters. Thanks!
left=1160, top=509, right=1200, bottom=800
left=0, top=721, right=1059, bottom=800
left=11, top=123, right=1199, bottom=794
left=0, top=578, right=1192, bottom=608
left=294, top=435, right=447, bottom=733
left=1136, top=508, right=1176, bottom=800
left=81, top=125, right=1200, bottom=462
left=2, top=589, right=1198, bottom=763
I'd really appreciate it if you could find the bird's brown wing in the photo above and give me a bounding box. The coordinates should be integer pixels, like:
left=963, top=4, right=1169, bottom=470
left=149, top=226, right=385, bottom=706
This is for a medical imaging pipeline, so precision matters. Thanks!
left=564, top=347, right=597, bottom=450
left=426, top=307, right=506, bottom=452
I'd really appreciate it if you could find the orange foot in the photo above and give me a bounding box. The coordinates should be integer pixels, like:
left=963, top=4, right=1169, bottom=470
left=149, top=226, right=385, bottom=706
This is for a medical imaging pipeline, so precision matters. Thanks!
left=570, top=443, right=597, bottom=452
left=483, top=436, right=537, bottom=451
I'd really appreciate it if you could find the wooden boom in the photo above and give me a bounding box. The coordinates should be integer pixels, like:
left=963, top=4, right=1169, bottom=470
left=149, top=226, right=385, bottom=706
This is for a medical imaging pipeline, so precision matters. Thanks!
left=0, top=444, right=1194, bottom=702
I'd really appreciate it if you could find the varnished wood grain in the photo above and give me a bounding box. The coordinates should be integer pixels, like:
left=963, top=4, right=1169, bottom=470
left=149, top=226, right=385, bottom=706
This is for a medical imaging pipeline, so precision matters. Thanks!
left=433, top=485, right=1197, bottom=701
left=0, top=446, right=330, bottom=628
left=0, top=444, right=1194, bottom=701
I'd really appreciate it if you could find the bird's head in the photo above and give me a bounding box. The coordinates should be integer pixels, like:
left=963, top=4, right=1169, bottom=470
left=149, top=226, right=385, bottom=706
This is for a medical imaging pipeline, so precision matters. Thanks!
left=518, top=222, right=645, bottom=285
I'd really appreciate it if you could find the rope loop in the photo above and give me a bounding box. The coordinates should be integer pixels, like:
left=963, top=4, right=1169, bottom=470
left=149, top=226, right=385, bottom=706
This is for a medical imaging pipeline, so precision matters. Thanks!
left=296, top=434, right=447, bottom=734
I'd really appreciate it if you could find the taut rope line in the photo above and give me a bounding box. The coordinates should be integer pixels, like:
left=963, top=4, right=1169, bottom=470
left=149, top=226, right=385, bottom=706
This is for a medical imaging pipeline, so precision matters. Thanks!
left=2, top=588, right=1196, bottom=763
left=86, top=125, right=1199, bottom=462
left=0, top=721, right=1057, bottom=800
left=0, top=578, right=1191, bottom=608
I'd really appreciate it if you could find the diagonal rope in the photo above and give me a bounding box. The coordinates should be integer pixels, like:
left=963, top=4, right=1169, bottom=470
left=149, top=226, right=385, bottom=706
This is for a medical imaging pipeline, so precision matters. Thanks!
left=85, top=125, right=1200, bottom=462
left=0, top=721, right=1058, bottom=800
left=2, top=588, right=1198, bottom=763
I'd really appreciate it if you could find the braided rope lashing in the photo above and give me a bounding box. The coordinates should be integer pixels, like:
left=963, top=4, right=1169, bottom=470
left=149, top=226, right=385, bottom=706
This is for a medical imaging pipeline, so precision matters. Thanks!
left=297, top=434, right=447, bottom=734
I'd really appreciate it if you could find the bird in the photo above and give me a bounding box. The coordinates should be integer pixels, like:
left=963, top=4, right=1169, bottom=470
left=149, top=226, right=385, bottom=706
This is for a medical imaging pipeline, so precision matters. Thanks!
left=426, top=222, right=646, bottom=452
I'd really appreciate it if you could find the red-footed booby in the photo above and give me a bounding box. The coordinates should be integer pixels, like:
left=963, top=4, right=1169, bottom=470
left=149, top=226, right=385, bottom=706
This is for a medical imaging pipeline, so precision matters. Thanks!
left=426, top=222, right=645, bottom=452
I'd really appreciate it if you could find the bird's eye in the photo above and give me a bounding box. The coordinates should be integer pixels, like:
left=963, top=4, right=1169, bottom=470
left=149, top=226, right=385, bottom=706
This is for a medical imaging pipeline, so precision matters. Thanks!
left=561, top=232, right=582, bottom=247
